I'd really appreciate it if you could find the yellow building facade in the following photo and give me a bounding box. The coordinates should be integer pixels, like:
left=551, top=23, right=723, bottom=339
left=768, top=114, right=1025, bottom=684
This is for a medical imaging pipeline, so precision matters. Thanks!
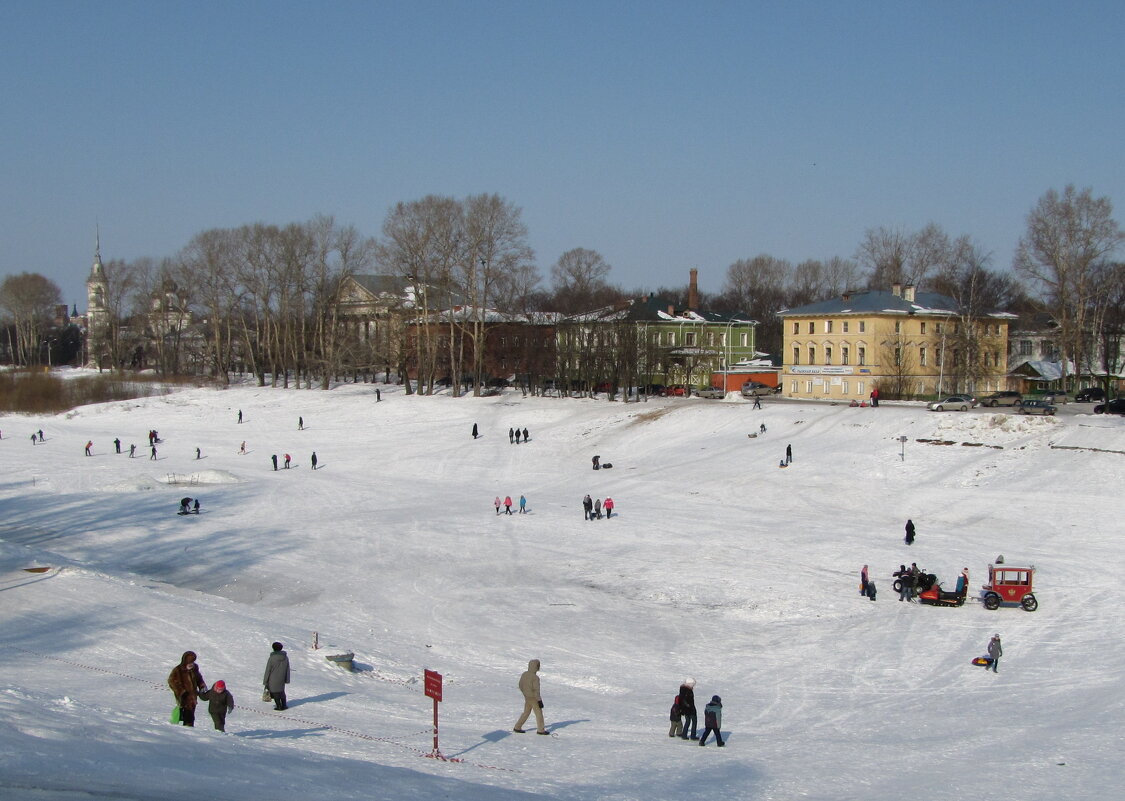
left=778, top=285, right=1012, bottom=402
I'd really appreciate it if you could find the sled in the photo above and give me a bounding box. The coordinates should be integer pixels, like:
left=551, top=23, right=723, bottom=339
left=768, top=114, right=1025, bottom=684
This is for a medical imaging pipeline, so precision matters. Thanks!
left=971, top=656, right=994, bottom=667
left=170, top=706, right=181, bottom=724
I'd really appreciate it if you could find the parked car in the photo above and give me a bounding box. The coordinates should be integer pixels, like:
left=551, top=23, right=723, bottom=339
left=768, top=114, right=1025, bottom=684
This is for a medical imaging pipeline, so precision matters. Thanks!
left=1094, top=398, right=1125, bottom=415
left=694, top=387, right=726, bottom=399
left=740, top=381, right=776, bottom=397
left=927, top=396, right=974, bottom=412
left=1076, top=387, right=1106, bottom=403
left=642, top=383, right=666, bottom=396
left=664, top=385, right=687, bottom=396
left=1018, top=399, right=1057, bottom=416
left=1040, top=390, right=1070, bottom=404
left=980, top=391, right=1023, bottom=407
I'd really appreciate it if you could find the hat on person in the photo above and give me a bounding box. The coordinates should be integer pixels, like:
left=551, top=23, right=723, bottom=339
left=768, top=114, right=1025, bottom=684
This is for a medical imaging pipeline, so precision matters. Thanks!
left=711, top=695, right=721, bottom=704
left=683, top=678, right=695, bottom=688
left=214, top=680, right=226, bottom=691
left=272, top=642, right=283, bottom=651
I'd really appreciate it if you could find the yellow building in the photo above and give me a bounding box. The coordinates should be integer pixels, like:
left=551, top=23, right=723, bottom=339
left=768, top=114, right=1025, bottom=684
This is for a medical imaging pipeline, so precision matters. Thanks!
left=778, top=284, right=1012, bottom=402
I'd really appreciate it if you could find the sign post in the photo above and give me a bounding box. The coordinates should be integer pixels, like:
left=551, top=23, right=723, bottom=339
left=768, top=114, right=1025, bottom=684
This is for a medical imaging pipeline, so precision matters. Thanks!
left=424, top=669, right=443, bottom=759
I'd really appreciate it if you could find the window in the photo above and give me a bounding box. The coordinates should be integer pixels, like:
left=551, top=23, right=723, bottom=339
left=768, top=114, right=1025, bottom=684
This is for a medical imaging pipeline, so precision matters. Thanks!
left=841, top=380, right=849, bottom=395
left=894, top=321, right=902, bottom=334
left=685, top=332, right=696, bottom=346
left=720, top=332, right=727, bottom=346
left=808, top=346, right=816, bottom=365
left=826, top=320, right=834, bottom=334
left=1020, top=340, right=1032, bottom=356
left=740, top=332, right=748, bottom=347
left=825, top=346, right=833, bottom=365
left=919, top=347, right=927, bottom=366
left=842, top=347, right=850, bottom=365
left=935, top=323, right=943, bottom=334
left=791, top=380, right=798, bottom=393
left=808, top=321, right=815, bottom=334
left=859, top=321, right=866, bottom=333
left=793, top=322, right=799, bottom=335
left=843, top=321, right=849, bottom=333
left=667, top=332, right=676, bottom=346
left=920, top=322, right=927, bottom=335
left=792, top=346, right=800, bottom=366
left=806, top=380, right=813, bottom=393
left=858, top=381, right=865, bottom=396
left=858, top=346, right=866, bottom=365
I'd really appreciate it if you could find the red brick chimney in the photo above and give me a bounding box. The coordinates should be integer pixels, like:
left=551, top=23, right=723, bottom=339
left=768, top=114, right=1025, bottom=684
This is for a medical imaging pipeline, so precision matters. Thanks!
left=688, top=268, right=699, bottom=311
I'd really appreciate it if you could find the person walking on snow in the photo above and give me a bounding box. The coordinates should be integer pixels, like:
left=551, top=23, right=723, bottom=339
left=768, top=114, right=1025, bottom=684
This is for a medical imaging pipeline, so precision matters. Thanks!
left=494, top=496, right=502, bottom=515
left=905, top=519, right=916, bottom=545
left=168, top=651, right=206, bottom=727
left=583, top=494, right=593, bottom=519
left=237, top=409, right=243, bottom=424
left=193, top=499, right=200, bottom=514
left=298, top=416, right=304, bottom=430
left=504, top=496, right=513, bottom=515
left=195, top=447, right=201, bottom=460
left=311, top=452, right=318, bottom=470
left=594, top=498, right=602, bottom=519
left=522, top=427, right=529, bottom=442
left=472, top=423, right=479, bottom=439
left=699, top=695, right=724, bottom=746
left=198, top=680, right=234, bottom=731
left=785, top=443, right=792, bottom=465
left=129, top=443, right=136, bottom=458
left=513, top=658, right=548, bottom=734
left=861, top=565, right=870, bottom=596
left=150, top=444, right=157, bottom=460
left=114, top=438, right=121, bottom=454
left=519, top=494, right=527, bottom=513
left=271, top=454, right=278, bottom=471
left=678, top=679, right=698, bottom=740
left=85, top=441, right=93, bottom=456
left=284, top=453, right=291, bottom=469
left=240, top=441, right=246, bottom=455
left=753, top=395, right=762, bottom=410
left=509, top=427, right=515, bottom=444
left=604, top=497, right=614, bottom=519
left=987, top=634, right=1002, bottom=673
left=264, top=641, right=291, bottom=710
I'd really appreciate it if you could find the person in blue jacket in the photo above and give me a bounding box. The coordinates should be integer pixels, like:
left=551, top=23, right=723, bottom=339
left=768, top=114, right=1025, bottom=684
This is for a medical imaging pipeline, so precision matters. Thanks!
left=699, top=695, right=724, bottom=746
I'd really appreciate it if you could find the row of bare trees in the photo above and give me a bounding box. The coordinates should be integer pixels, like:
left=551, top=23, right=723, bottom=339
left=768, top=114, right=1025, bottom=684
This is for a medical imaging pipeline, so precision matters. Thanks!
left=3, top=186, right=1121, bottom=394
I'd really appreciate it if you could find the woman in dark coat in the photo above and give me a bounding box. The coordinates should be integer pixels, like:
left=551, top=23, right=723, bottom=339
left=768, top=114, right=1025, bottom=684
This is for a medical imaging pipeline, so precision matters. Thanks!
left=168, top=651, right=207, bottom=726
left=904, top=519, right=916, bottom=545
left=678, top=679, right=698, bottom=740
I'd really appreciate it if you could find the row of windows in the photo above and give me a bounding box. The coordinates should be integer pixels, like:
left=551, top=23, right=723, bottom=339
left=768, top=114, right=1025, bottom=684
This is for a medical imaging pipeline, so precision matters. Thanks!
left=655, top=331, right=750, bottom=347
left=792, top=342, right=1005, bottom=368
left=792, top=345, right=866, bottom=366
left=794, top=319, right=1005, bottom=336
left=790, top=379, right=867, bottom=396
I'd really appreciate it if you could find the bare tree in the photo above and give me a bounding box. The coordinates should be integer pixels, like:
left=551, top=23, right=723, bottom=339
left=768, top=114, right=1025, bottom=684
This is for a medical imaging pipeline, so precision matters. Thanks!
left=722, top=254, right=789, bottom=354
left=549, top=248, right=612, bottom=314
left=0, top=272, right=61, bottom=365
left=857, top=223, right=950, bottom=290
left=1013, top=185, right=1124, bottom=385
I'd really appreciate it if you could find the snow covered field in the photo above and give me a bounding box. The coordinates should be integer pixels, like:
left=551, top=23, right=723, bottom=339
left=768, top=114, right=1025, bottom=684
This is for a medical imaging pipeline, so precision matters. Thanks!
left=1, top=379, right=1122, bottom=801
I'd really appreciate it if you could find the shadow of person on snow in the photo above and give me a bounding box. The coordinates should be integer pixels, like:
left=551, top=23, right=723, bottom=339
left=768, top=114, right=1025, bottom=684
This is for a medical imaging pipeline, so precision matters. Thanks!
left=236, top=726, right=331, bottom=740
left=285, top=691, right=349, bottom=707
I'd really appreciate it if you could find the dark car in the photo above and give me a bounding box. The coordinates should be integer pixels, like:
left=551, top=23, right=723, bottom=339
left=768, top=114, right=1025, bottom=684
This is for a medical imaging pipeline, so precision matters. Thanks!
left=1018, top=399, right=1057, bottom=416
left=1076, top=387, right=1106, bottom=403
left=981, top=391, right=1022, bottom=407
left=1094, top=398, right=1125, bottom=415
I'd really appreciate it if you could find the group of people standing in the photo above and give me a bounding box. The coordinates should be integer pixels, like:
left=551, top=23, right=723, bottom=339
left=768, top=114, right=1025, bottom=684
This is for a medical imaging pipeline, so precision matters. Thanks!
left=582, top=494, right=614, bottom=520
left=669, top=678, right=724, bottom=746
left=494, top=495, right=528, bottom=514
left=167, top=642, right=291, bottom=732
left=508, top=427, right=531, bottom=444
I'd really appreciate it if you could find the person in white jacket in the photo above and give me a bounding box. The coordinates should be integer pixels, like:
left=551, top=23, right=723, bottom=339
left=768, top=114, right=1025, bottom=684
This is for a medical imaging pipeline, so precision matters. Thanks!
left=513, top=658, right=548, bottom=734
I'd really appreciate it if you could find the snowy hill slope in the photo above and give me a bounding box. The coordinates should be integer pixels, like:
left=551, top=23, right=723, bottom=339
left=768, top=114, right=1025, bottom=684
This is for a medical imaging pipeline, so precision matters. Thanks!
left=2, top=382, right=1123, bottom=800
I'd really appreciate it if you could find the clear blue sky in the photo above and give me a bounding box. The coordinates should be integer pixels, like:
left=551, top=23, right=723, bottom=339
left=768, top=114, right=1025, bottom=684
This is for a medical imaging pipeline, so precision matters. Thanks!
left=2, top=0, right=1122, bottom=307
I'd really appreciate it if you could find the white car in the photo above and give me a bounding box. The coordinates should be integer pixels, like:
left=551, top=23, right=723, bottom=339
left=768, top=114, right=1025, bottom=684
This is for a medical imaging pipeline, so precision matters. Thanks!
left=694, top=387, right=726, bottom=399
left=927, top=396, right=974, bottom=412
